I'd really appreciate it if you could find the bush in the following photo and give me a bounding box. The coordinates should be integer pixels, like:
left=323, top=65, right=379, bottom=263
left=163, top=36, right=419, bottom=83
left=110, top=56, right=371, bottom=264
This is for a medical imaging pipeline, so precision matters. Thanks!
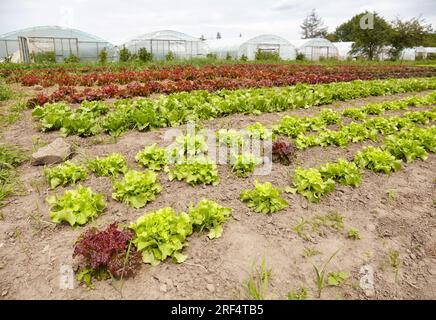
left=98, top=48, right=108, bottom=64
left=119, top=46, right=131, bottom=62
left=296, top=53, right=305, bottom=61
left=255, top=50, right=280, bottom=61
left=166, top=51, right=176, bottom=61
left=138, top=48, right=153, bottom=63
left=206, top=53, right=217, bottom=60
left=240, top=54, right=248, bottom=62
left=225, top=52, right=232, bottom=60
left=31, top=51, right=56, bottom=64
left=64, top=54, right=80, bottom=64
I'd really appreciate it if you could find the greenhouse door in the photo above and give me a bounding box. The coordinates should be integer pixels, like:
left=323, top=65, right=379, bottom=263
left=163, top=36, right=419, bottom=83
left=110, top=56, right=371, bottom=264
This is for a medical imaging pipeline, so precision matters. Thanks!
left=257, top=44, right=280, bottom=58
left=319, top=46, right=329, bottom=59
left=257, top=44, right=280, bottom=54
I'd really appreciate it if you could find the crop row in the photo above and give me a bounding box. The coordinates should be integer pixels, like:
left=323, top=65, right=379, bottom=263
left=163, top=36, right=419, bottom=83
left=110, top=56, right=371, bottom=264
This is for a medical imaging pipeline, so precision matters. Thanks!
left=20, top=66, right=436, bottom=105
left=5, top=64, right=436, bottom=88
left=30, top=77, right=436, bottom=136
left=288, top=124, right=435, bottom=203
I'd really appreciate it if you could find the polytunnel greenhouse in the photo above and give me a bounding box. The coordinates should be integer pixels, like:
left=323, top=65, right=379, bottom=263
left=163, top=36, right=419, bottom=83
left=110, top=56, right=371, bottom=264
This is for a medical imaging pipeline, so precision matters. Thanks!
left=0, top=25, right=115, bottom=62
left=206, top=34, right=297, bottom=60
left=295, top=38, right=339, bottom=61
left=122, top=30, right=208, bottom=60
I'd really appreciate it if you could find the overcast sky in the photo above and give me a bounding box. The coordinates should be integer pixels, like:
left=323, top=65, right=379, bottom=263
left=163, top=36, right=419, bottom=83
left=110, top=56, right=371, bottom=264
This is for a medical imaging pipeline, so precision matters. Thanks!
left=0, top=0, right=435, bottom=44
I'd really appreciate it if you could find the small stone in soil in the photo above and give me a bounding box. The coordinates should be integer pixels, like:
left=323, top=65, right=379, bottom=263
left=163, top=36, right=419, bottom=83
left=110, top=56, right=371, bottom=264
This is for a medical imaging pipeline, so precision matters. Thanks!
left=159, top=284, right=167, bottom=293
left=206, top=284, right=215, bottom=292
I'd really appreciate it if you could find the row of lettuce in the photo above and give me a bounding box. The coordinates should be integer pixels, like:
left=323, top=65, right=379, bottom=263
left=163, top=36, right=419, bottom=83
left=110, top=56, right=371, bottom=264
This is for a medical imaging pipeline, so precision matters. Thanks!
left=31, top=77, right=436, bottom=138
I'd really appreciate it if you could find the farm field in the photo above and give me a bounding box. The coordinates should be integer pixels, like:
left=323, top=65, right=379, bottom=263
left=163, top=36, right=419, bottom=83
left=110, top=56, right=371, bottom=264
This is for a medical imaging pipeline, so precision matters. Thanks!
left=0, top=63, right=435, bottom=300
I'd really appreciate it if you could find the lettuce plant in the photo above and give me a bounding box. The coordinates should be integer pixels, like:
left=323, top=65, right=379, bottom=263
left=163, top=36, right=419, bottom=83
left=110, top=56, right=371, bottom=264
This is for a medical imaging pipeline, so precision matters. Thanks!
left=188, top=199, right=232, bottom=239
left=44, top=161, right=88, bottom=189
left=112, top=170, right=162, bottom=208
left=216, top=129, right=243, bottom=146
left=240, top=181, right=288, bottom=214
left=167, top=157, right=219, bottom=186
left=289, top=168, right=335, bottom=203
left=318, top=108, right=341, bottom=125
left=31, top=102, right=71, bottom=131
left=60, top=111, right=101, bottom=137
left=87, top=153, right=128, bottom=177
left=272, top=140, right=296, bottom=165
left=135, top=143, right=168, bottom=171
left=246, top=122, right=272, bottom=140
left=47, top=185, right=106, bottom=226
left=318, top=159, right=362, bottom=187
left=273, top=115, right=309, bottom=138
left=171, top=133, right=208, bottom=159
left=382, top=135, right=428, bottom=163
left=73, top=223, right=141, bottom=287
left=354, top=146, right=402, bottom=174
left=130, top=207, right=193, bottom=265
left=230, top=153, right=261, bottom=177
left=78, top=100, right=109, bottom=115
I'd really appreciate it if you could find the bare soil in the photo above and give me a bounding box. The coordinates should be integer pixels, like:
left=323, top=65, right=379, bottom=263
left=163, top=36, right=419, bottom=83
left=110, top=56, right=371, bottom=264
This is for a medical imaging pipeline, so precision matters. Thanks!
left=0, top=89, right=435, bottom=300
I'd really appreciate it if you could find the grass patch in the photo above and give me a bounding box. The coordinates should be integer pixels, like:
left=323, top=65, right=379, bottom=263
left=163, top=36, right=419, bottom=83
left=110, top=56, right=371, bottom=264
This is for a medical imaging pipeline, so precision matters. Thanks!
left=0, top=81, right=12, bottom=101
left=242, top=257, right=272, bottom=300
left=0, top=144, right=27, bottom=207
left=293, top=211, right=345, bottom=240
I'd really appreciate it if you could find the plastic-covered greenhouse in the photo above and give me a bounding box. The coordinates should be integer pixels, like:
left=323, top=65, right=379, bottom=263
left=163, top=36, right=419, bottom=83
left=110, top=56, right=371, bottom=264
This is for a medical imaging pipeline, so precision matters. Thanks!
left=206, top=34, right=296, bottom=60
left=0, top=25, right=115, bottom=62
left=123, top=30, right=208, bottom=60
left=294, top=38, right=339, bottom=61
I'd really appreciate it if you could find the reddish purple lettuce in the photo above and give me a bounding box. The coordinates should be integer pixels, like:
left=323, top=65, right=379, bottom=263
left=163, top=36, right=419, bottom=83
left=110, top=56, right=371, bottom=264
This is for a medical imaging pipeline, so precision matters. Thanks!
left=272, top=140, right=296, bottom=165
left=73, top=223, right=141, bottom=278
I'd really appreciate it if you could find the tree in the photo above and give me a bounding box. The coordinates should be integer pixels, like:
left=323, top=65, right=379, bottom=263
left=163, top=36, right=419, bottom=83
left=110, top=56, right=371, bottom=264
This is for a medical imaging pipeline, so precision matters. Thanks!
left=119, top=46, right=131, bottom=62
left=325, top=33, right=338, bottom=42
left=422, top=33, right=436, bottom=47
left=216, top=32, right=222, bottom=39
left=137, top=48, right=153, bottom=63
left=300, top=9, right=328, bottom=39
left=389, top=17, right=432, bottom=59
left=334, top=11, right=393, bottom=60
left=98, top=48, right=108, bottom=64
left=199, top=35, right=206, bottom=41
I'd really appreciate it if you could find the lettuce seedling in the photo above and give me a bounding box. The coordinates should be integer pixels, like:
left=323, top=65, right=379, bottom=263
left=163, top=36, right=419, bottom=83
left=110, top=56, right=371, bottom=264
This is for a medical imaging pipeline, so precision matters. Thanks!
left=87, top=153, right=128, bottom=177
left=240, top=181, right=288, bottom=214
left=130, top=207, right=193, bottom=265
left=44, top=161, right=88, bottom=189
left=135, top=143, right=168, bottom=171
left=112, top=170, right=162, bottom=208
left=188, top=199, right=232, bottom=239
left=47, top=185, right=106, bottom=226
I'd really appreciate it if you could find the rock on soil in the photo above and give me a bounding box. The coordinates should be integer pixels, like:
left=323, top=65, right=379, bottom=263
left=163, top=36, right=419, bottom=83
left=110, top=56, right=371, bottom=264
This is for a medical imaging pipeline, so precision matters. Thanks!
left=31, top=138, right=72, bottom=165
